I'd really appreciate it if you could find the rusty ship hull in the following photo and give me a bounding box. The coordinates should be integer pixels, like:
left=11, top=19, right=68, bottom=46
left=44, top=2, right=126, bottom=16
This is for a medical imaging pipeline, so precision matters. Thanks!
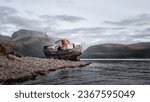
left=43, top=39, right=83, bottom=61
left=43, top=48, right=82, bottom=61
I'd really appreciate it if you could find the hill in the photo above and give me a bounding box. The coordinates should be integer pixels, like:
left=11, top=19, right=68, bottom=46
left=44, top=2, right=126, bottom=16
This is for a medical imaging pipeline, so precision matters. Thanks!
left=81, top=42, right=150, bottom=58
left=0, top=34, right=10, bottom=41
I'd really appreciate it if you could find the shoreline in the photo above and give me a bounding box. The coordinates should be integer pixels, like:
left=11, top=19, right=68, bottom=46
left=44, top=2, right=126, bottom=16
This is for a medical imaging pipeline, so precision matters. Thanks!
left=81, top=58, right=150, bottom=61
left=0, top=56, right=90, bottom=84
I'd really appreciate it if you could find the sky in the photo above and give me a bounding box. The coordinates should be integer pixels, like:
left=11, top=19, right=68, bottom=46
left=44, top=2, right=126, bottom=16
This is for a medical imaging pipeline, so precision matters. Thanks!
left=0, top=0, right=150, bottom=45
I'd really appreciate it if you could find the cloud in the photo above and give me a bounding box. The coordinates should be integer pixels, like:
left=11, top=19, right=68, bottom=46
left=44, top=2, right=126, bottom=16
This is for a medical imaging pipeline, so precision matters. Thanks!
left=104, top=14, right=150, bottom=26
left=40, top=15, right=85, bottom=23
left=0, top=5, right=150, bottom=45
left=100, top=14, right=150, bottom=44
left=0, top=6, right=17, bottom=17
left=0, top=6, right=85, bottom=36
left=56, top=0, right=74, bottom=5
left=130, top=28, right=150, bottom=38
left=57, top=27, right=124, bottom=35
left=55, top=15, right=85, bottom=22
left=0, top=6, right=45, bottom=34
left=25, top=10, right=35, bottom=15
left=2, top=0, right=12, bottom=2
left=49, top=27, right=127, bottom=45
left=58, top=27, right=106, bottom=35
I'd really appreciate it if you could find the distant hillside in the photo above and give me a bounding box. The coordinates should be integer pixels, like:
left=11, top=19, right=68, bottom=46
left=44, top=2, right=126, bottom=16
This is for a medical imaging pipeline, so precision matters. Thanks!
left=0, top=34, right=10, bottom=41
left=0, top=29, right=56, bottom=57
left=81, top=42, right=150, bottom=58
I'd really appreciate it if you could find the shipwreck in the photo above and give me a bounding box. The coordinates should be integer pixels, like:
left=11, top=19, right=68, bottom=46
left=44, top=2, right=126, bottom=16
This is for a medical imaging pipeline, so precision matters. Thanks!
left=43, top=39, right=83, bottom=61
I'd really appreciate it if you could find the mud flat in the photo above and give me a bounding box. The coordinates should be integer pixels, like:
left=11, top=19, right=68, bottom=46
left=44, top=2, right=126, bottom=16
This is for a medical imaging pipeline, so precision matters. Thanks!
left=0, top=56, right=90, bottom=84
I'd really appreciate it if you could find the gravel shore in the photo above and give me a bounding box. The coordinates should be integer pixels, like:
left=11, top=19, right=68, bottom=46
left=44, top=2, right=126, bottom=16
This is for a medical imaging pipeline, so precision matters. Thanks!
left=0, top=55, right=90, bottom=84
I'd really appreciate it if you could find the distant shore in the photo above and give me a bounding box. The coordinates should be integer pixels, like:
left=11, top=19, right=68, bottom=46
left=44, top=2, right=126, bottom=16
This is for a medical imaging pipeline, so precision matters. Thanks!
left=0, top=56, right=90, bottom=84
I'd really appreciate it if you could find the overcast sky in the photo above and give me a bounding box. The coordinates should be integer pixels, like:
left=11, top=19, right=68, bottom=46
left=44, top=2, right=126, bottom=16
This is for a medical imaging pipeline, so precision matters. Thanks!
left=0, top=0, right=150, bottom=45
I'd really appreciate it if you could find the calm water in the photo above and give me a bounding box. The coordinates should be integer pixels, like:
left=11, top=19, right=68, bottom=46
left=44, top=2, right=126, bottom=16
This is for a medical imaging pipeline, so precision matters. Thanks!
left=18, top=59, right=150, bottom=85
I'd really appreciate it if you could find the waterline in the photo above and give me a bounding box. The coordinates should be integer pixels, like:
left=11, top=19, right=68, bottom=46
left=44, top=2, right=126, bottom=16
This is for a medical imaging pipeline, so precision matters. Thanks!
left=81, top=59, right=150, bottom=61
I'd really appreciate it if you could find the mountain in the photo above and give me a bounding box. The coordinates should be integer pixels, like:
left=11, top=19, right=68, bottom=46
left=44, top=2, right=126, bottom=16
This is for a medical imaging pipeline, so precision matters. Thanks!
left=0, top=29, right=56, bottom=57
left=11, top=29, right=47, bottom=40
left=81, top=42, right=150, bottom=58
left=0, top=34, right=10, bottom=41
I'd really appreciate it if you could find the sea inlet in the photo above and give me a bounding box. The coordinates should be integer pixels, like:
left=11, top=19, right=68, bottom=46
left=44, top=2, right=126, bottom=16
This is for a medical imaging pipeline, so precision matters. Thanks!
left=17, top=59, right=150, bottom=85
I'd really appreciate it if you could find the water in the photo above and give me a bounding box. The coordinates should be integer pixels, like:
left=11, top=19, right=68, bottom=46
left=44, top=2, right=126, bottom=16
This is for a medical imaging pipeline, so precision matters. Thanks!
left=18, top=59, right=150, bottom=85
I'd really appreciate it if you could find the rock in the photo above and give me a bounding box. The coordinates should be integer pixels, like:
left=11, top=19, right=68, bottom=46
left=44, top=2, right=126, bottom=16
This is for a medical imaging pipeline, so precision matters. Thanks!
left=0, top=43, right=22, bottom=61
left=0, top=43, right=10, bottom=55
left=6, top=54, right=22, bottom=61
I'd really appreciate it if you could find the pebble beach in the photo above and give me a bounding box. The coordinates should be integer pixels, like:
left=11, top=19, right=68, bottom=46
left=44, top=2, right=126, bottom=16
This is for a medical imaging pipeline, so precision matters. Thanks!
left=0, top=55, right=90, bottom=84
